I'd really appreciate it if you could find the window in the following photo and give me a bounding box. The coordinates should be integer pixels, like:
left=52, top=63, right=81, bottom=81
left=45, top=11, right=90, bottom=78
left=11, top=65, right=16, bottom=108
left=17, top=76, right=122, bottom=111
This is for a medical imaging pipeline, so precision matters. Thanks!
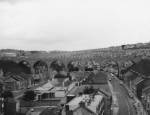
left=49, top=93, right=55, bottom=98
left=147, top=96, right=150, bottom=102
left=146, top=103, right=150, bottom=110
left=38, top=95, right=41, bottom=100
left=41, top=93, right=48, bottom=99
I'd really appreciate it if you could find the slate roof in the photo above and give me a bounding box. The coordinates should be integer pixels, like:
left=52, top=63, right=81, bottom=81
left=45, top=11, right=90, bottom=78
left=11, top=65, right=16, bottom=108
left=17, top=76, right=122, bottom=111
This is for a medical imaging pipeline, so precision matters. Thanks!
left=4, top=72, right=32, bottom=81
left=4, top=73, right=24, bottom=82
left=121, top=58, right=150, bottom=99
left=122, top=58, right=150, bottom=80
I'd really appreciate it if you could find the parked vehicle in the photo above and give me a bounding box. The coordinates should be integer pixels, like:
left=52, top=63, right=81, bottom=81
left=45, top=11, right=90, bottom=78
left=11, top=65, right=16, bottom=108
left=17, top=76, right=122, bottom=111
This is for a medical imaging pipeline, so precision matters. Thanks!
left=128, top=92, right=134, bottom=98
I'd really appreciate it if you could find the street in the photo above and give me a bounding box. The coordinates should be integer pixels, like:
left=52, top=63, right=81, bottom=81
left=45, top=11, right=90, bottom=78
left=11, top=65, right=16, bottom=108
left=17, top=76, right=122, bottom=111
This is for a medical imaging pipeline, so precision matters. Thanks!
left=109, top=76, right=137, bottom=115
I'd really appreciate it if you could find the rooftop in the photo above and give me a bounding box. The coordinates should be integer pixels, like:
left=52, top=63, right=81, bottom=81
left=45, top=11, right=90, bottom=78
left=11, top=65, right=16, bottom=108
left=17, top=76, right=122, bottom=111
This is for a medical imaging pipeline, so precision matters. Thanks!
left=133, top=59, right=150, bottom=76
left=67, top=84, right=111, bottom=97
left=122, top=58, right=150, bottom=80
left=50, top=87, right=67, bottom=92
left=67, top=94, right=103, bottom=113
left=35, top=81, right=54, bottom=92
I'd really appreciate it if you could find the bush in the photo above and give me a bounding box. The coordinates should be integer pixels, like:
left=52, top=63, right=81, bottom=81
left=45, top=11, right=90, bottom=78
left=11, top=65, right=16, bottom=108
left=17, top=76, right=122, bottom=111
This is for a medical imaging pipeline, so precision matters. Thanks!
left=67, top=61, right=79, bottom=72
left=83, top=86, right=96, bottom=94
left=23, top=90, right=36, bottom=101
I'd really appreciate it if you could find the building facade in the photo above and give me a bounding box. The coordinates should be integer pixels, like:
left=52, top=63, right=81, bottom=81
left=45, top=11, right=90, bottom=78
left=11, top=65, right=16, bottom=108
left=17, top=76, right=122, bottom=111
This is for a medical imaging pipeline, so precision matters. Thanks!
left=62, top=93, right=105, bottom=115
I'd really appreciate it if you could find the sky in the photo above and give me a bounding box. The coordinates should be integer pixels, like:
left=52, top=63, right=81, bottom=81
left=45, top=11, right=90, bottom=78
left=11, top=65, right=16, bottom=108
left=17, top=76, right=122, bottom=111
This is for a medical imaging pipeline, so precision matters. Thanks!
left=0, top=0, right=150, bottom=51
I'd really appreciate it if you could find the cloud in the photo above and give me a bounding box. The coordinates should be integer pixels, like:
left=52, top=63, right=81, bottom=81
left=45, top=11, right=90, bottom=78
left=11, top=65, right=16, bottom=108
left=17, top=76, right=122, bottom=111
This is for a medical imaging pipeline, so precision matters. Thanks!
left=0, top=0, right=150, bottom=51
left=0, top=0, right=33, bottom=4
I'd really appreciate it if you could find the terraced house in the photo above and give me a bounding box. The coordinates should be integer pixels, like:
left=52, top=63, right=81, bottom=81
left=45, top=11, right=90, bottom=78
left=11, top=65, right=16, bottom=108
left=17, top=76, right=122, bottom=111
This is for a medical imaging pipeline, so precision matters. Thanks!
left=62, top=91, right=105, bottom=115
left=122, top=58, right=150, bottom=114
left=3, top=72, right=33, bottom=91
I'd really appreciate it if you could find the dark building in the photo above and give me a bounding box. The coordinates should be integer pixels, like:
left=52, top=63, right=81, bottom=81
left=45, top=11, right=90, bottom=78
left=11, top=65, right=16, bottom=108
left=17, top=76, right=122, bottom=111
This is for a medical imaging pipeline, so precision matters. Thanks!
left=4, top=98, right=16, bottom=115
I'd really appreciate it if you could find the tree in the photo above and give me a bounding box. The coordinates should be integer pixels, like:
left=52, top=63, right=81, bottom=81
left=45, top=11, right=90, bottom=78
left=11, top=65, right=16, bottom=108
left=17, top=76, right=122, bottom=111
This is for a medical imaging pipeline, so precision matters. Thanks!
left=67, top=61, right=79, bottom=72
left=2, top=90, right=14, bottom=99
left=50, top=60, right=65, bottom=72
left=67, top=61, right=74, bottom=72
left=23, top=90, right=36, bottom=101
left=85, top=66, right=93, bottom=71
left=83, top=86, right=95, bottom=94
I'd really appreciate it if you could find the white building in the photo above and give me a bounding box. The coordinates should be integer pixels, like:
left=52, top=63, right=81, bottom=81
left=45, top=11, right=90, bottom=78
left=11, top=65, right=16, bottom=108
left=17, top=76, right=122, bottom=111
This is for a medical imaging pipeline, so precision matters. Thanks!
left=63, top=93, right=105, bottom=115
left=34, top=81, right=54, bottom=100
left=34, top=81, right=76, bottom=100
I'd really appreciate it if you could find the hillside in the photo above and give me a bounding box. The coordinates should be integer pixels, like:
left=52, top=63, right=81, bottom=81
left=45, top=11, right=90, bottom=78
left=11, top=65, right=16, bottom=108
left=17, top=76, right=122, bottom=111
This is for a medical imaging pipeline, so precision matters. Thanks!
left=0, top=41, right=150, bottom=63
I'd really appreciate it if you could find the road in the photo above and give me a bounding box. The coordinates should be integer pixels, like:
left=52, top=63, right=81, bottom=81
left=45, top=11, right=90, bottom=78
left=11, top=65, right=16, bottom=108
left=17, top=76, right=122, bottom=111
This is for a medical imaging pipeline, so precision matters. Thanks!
left=109, top=75, right=137, bottom=115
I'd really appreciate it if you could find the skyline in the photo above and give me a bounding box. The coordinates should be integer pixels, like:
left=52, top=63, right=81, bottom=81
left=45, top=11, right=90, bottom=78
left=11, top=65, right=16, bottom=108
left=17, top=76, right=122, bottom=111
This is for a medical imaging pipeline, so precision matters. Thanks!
left=1, top=0, right=150, bottom=51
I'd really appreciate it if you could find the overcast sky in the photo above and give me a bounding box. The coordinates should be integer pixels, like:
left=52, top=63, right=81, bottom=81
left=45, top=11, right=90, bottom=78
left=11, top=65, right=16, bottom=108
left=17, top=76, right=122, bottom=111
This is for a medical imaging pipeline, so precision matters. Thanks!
left=0, top=0, right=150, bottom=51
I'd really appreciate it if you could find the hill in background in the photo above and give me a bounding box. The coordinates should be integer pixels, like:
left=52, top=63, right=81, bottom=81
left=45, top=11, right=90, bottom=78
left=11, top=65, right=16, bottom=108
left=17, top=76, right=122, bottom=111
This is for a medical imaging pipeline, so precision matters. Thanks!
left=0, top=41, right=150, bottom=62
